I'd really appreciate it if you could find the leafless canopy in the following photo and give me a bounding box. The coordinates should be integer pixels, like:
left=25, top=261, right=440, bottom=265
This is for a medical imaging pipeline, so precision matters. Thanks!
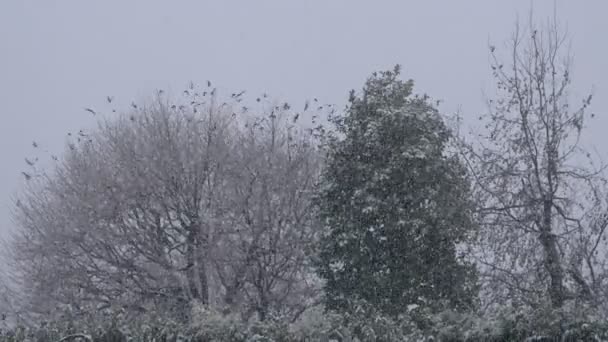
left=9, top=88, right=323, bottom=322
left=461, top=14, right=608, bottom=311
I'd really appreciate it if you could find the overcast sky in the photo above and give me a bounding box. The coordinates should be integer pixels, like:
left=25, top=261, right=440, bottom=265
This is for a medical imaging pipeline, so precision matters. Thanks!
left=1, top=1, right=607, bottom=238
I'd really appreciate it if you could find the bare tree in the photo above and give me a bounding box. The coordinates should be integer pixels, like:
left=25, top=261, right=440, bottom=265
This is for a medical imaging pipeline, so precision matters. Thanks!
left=461, top=14, right=608, bottom=310
left=213, top=107, right=323, bottom=321
left=10, top=89, right=236, bottom=318
left=8, top=87, right=324, bottom=322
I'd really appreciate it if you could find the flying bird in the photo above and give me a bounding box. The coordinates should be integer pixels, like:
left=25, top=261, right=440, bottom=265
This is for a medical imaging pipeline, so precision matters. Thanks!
left=106, top=96, right=113, bottom=103
left=293, top=113, right=300, bottom=123
left=207, top=80, right=212, bottom=87
left=21, top=172, right=32, bottom=181
left=25, top=158, right=35, bottom=166
left=32, top=141, right=38, bottom=148
left=256, top=98, right=261, bottom=102
left=304, top=101, right=309, bottom=111
left=131, top=102, right=138, bottom=109
left=84, top=108, right=96, bottom=115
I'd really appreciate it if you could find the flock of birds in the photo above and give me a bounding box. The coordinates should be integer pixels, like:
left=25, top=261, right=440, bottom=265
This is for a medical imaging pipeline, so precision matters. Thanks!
left=21, top=81, right=334, bottom=182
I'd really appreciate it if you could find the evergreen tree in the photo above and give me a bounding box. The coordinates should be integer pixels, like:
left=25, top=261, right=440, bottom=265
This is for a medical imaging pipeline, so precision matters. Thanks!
left=316, top=66, right=478, bottom=316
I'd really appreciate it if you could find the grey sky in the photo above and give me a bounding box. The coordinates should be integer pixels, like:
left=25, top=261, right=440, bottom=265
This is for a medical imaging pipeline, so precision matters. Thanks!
left=1, top=1, right=607, bottom=238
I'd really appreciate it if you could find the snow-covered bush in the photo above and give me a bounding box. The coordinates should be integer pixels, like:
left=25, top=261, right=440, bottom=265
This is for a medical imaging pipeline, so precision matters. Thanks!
left=4, top=300, right=608, bottom=341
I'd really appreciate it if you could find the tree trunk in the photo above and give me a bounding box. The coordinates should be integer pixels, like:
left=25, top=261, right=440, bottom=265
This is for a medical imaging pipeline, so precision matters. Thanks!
left=540, top=198, right=565, bottom=308
left=186, top=228, right=209, bottom=305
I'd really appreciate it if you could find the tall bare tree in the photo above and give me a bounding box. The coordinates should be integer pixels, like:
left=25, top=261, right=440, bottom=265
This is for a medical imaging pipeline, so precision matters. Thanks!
left=213, top=107, right=322, bottom=321
left=8, top=86, right=324, bottom=322
left=11, top=91, right=234, bottom=318
left=461, top=14, right=608, bottom=310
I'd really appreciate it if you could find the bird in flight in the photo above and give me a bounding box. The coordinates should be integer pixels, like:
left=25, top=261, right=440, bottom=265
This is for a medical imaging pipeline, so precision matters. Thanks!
left=84, top=108, right=96, bottom=115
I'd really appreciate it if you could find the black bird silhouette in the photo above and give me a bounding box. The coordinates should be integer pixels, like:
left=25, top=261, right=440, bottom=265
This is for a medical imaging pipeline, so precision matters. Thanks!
left=256, top=98, right=261, bottom=102
left=207, top=80, right=212, bottom=87
left=131, top=102, right=138, bottom=109
left=106, top=96, right=113, bottom=103
left=21, top=172, right=32, bottom=181
left=25, top=158, right=35, bottom=166
left=304, top=101, right=309, bottom=111
left=293, top=113, right=299, bottom=122
left=32, top=141, right=38, bottom=148
left=84, top=108, right=96, bottom=115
